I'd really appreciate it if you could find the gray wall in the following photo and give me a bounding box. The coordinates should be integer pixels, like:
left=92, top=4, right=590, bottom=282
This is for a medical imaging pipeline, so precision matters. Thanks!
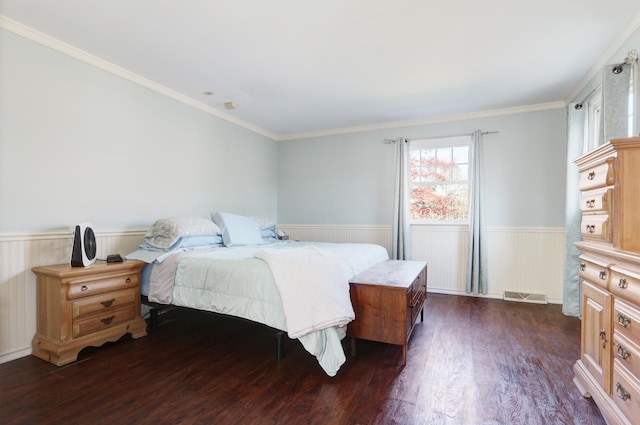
left=0, top=29, right=278, bottom=233
left=278, top=108, right=567, bottom=228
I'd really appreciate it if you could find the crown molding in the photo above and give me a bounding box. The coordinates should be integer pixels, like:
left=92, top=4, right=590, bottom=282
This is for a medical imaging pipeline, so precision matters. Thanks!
left=276, top=101, right=566, bottom=141
left=0, top=15, right=278, bottom=141
left=566, top=11, right=640, bottom=103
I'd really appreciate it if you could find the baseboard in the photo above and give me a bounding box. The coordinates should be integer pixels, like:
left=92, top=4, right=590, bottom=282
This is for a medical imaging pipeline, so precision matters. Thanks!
left=0, top=347, right=32, bottom=365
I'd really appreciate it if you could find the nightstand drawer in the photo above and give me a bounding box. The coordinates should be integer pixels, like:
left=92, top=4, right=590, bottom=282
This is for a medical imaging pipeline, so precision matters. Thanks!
left=73, top=304, right=135, bottom=338
left=67, top=273, right=139, bottom=299
left=72, top=289, right=136, bottom=319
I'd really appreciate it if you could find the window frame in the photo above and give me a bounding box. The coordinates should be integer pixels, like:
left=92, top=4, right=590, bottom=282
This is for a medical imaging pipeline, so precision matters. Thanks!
left=584, top=88, right=602, bottom=152
left=409, top=134, right=472, bottom=225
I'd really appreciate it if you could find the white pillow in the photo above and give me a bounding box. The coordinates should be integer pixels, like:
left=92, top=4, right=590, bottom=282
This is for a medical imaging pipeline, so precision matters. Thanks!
left=211, top=212, right=264, bottom=247
left=144, top=217, right=220, bottom=249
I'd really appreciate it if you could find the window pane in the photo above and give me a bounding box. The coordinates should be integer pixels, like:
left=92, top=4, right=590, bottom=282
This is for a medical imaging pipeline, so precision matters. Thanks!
left=409, top=138, right=471, bottom=222
left=410, top=183, right=468, bottom=220
left=456, top=163, right=469, bottom=180
left=452, top=146, right=468, bottom=164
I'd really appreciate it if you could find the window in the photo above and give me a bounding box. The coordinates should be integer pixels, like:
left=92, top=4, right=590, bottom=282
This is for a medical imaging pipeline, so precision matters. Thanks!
left=409, top=135, right=471, bottom=223
left=584, top=88, right=602, bottom=152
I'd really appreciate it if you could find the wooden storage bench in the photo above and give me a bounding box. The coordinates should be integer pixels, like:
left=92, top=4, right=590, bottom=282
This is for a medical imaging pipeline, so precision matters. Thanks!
left=348, top=260, right=428, bottom=365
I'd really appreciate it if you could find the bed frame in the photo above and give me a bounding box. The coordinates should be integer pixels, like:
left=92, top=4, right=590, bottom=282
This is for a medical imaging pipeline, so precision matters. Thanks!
left=141, top=296, right=288, bottom=359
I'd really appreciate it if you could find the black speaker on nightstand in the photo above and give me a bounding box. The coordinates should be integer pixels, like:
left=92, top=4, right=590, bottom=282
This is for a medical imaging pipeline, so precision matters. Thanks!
left=70, top=223, right=97, bottom=267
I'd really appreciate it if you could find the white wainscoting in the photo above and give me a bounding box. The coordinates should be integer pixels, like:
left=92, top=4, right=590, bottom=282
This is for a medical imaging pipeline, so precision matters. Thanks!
left=279, top=224, right=565, bottom=303
left=0, top=224, right=564, bottom=364
left=0, top=230, right=145, bottom=364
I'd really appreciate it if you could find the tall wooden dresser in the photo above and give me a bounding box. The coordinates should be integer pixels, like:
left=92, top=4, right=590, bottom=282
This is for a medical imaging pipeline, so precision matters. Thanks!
left=573, top=136, right=640, bottom=425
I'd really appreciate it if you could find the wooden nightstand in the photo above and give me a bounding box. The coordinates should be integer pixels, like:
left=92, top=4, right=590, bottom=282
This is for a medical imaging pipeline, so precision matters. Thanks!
left=31, top=260, right=147, bottom=366
left=348, top=260, right=427, bottom=365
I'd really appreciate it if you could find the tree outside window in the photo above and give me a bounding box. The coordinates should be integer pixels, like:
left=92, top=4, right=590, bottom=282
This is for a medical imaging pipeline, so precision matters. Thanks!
left=409, top=136, right=471, bottom=222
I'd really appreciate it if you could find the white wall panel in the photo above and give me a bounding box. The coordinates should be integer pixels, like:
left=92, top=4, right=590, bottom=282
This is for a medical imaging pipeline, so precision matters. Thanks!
left=1, top=225, right=564, bottom=364
left=280, top=224, right=564, bottom=302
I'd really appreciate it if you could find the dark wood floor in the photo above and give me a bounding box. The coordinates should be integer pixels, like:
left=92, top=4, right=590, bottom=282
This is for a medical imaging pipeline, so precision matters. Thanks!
left=1, top=294, right=605, bottom=425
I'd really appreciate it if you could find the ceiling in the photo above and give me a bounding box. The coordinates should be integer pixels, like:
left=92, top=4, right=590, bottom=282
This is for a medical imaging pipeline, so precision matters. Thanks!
left=2, top=1, right=640, bottom=140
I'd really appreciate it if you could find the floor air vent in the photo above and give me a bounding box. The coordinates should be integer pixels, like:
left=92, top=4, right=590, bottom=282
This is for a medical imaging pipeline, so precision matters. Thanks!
left=503, top=291, right=548, bottom=304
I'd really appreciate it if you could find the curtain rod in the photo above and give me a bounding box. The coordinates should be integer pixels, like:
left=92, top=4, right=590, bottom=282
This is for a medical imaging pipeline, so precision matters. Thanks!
left=383, top=131, right=498, bottom=144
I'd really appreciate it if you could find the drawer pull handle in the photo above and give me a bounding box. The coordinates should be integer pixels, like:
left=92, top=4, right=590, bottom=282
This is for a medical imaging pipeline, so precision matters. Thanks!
left=101, top=315, right=115, bottom=325
left=579, top=263, right=586, bottom=271
left=599, top=270, right=607, bottom=280
left=410, top=290, right=426, bottom=308
left=585, top=225, right=596, bottom=234
left=617, top=344, right=631, bottom=360
left=100, top=299, right=115, bottom=308
left=587, top=171, right=595, bottom=180
left=599, top=330, right=607, bottom=349
left=616, top=383, right=631, bottom=401
left=586, top=199, right=595, bottom=208
left=618, top=278, right=628, bottom=289
left=81, top=285, right=88, bottom=292
left=126, top=277, right=131, bottom=283
left=617, top=313, right=631, bottom=328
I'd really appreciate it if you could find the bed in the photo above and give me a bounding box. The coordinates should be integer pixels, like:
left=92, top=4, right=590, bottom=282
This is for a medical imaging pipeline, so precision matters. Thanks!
left=126, top=214, right=389, bottom=376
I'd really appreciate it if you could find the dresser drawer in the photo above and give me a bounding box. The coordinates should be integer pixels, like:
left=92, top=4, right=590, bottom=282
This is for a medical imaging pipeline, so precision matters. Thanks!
left=581, top=215, right=610, bottom=243
left=579, top=255, right=611, bottom=289
left=580, top=187, right=611, bottom=214
left=610, top=265, right=640, bottom=306
left=72, top=304, right=135, bottom=338
left=72, top=289, right=136, bottom=320
left=612, top=359, right=640, bottom=420
left=613, top=331, right=640, bottom=379
left=579, top=161, right=614, bottom=191
left=614, top=299, right=640, bottom=343
left=67, top=272, right=139, bottom=300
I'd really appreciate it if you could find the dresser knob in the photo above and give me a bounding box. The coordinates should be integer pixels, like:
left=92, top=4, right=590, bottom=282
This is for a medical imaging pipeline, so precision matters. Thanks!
left=100, top=299, right=115, bottom=308
left=100, top=315, right=115, bottom=325
left=579, top=263, right=586, bottom=271
left=586, top=225, right=596, bottom=234
left=599, top=270, right=607, bottom=280
left=617, top=313, right=631, bottom=328
left=81, top=285, right=88, bottom=292
left=126, top=277, right=131, bottom=283
left=618, top=278, right=628, bottom=289
left=586, top=199, right=595, bottom=208
left=617, top=344, right=631, bottom=360
left=587, top=171, right=595, bottom=180
left=616, top=383, right=631, bottom=401
left=599, top=330, right=607, bottom=349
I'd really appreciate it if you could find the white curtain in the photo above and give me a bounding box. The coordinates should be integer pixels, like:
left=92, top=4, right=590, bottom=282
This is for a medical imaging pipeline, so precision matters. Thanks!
left=466, top=130, right=487, bottom=295
left=392, top=138, right=411, bottom=260
left=563, top=103, right=586, bottom=317
left=601, top=61, right=635, bottom=143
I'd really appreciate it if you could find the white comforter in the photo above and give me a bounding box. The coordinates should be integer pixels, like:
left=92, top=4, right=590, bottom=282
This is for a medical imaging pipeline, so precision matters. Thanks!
left=254, top=246, right=354, bottom=339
